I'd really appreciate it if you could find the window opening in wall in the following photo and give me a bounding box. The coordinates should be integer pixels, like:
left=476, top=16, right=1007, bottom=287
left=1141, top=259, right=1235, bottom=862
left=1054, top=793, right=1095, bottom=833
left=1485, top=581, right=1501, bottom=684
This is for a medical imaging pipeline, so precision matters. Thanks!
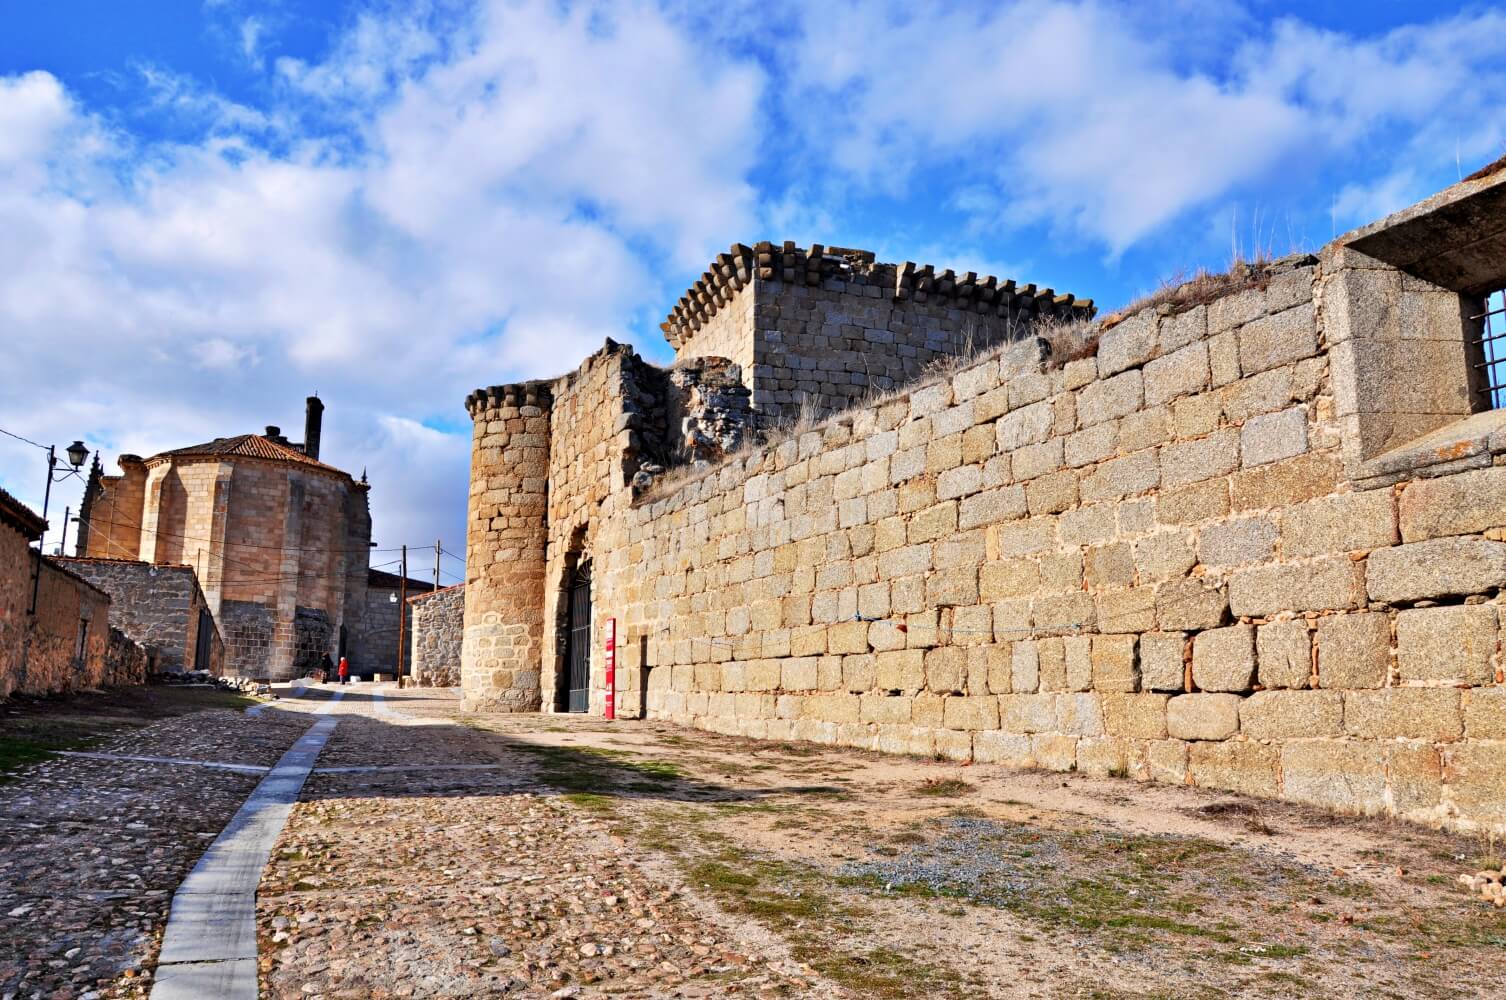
left=1470, top=290, right=1506, bottom=410
left=75, top=617, right=89, bottom=667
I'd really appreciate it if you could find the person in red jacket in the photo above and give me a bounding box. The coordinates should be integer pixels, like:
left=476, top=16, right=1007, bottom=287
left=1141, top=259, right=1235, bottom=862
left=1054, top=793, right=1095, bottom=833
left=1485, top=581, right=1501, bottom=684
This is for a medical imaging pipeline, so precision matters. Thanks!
left=337, top=656, right=349, bottom=685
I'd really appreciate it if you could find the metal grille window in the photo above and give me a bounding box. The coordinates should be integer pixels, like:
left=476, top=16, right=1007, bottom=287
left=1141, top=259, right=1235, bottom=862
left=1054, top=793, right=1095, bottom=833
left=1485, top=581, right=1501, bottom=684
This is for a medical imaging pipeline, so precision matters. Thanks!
left=1471, top=290, right=1506, bottom=410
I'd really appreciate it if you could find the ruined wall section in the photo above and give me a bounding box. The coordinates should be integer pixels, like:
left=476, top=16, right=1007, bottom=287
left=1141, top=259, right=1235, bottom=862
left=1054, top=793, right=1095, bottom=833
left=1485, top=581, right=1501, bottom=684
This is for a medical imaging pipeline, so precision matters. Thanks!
left=462, top=381, right=552, bottom=711
left=411, top=584, right=463, bottom=687
left=663, top=244, right=1094, bottom=428
left=539, top=342, right=667, bottom=712
left=7, top=558, right=112, bottom=698
left=601, top=257, right=1506, bottom=833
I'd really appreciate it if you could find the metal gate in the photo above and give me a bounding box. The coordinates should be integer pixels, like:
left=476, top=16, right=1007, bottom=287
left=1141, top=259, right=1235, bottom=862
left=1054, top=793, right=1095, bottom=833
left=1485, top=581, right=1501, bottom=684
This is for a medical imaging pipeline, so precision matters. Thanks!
left=565, top=563, right=592, bottom=713
left=193, top=608, right=214, bottom=671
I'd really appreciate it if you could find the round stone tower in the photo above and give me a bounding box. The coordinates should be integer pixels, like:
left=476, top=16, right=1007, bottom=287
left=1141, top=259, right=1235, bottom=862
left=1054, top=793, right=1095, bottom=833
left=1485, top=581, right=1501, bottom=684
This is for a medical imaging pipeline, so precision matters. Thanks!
left=461, top=380, right=552, bottom=711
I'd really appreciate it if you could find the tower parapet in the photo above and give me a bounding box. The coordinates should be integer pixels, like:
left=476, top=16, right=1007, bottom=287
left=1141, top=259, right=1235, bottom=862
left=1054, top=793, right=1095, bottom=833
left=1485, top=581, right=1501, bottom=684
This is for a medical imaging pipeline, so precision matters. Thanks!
left=461, top=380, right=553, bottom=711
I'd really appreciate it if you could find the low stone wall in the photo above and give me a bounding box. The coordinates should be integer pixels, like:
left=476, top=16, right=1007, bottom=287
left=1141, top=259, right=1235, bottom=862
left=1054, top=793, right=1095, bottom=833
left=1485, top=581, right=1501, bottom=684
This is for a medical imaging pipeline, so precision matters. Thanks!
left=410, top=585, right=463, bottom=686
left=594, top=249, right=1506, bottom=834
left=56, top=558, right=221, bottom=673
left=105, top=627, right=148, bottom=687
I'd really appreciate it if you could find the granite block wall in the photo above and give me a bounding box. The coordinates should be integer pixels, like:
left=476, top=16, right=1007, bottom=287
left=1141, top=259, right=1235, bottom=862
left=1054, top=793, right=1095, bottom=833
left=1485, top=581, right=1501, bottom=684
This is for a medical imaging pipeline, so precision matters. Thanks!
left=410, top=584, right=463, bottom=687
left=595, top=250, right=1506, bottom=833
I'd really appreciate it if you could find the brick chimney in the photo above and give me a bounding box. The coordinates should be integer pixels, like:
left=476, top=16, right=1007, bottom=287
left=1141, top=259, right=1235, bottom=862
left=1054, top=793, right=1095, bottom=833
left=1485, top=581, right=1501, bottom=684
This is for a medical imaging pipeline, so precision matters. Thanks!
left=304, top=396, right=324, bottom=461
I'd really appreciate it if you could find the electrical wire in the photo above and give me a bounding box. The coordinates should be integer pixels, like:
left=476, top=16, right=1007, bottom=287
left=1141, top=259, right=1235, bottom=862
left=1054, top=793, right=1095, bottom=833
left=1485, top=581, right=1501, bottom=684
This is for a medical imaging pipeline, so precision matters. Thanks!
left=0, top=425, right=50, bottom=451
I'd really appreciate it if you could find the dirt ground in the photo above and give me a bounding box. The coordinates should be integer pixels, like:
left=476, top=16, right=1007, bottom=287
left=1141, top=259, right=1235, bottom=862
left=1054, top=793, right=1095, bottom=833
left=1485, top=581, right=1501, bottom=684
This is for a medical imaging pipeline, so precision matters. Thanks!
left=2, top=683, right=1504, bottom=999
left=456, top=707, right=1506, bottom=1000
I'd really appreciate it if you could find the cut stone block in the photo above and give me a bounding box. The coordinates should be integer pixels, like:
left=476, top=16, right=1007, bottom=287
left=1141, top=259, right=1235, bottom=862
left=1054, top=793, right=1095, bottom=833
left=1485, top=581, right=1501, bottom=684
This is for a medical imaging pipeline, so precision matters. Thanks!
left=1256, top=620, right=1311, bottom=689
left=1191, top=624, right=1256, bottom=693
left=1395, top=604, right=1496, bottom=684
left=1166, top=693, right=1241, bottom=740
left=1314, top=613, right=1390, bottom=689
left=1366, top=538, right=1506, bottom=603
left=1343, top=689, right=1462, bottom=741
left=1238, top=690, right=1342, bottom=739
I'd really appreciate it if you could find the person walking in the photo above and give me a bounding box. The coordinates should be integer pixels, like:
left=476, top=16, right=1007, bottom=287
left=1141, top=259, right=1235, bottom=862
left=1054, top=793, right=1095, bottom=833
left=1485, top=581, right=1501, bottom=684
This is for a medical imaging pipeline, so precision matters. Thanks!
left=337, top=655, right=350, bottom=685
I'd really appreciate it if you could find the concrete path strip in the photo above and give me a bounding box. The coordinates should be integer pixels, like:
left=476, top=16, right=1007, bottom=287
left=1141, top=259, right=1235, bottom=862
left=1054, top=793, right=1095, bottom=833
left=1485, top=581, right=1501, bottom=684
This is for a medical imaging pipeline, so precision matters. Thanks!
left=56, top=751, right=270, bottom=774
left=150, top=708, right=341, bottom=1000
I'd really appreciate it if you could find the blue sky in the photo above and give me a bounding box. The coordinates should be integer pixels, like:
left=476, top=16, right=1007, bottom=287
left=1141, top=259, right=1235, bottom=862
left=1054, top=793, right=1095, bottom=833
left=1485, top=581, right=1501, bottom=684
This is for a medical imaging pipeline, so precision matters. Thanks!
left=1, top=0, right=1501, bottom=564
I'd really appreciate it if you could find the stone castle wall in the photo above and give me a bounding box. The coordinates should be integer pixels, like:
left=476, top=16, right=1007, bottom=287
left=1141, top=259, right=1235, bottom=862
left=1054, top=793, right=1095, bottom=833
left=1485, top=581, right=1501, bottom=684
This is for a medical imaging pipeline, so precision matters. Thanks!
left=411, top=584, right=464, bottom=686
left=586, top=245, right=1506, bottom=832
left=464, top=174, right=1506, bottom=833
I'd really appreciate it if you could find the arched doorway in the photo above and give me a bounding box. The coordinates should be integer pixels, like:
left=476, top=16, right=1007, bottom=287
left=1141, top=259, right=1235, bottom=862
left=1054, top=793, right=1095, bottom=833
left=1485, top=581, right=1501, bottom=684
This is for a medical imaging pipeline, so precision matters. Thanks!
left=560, top=560, right=592, bottom=713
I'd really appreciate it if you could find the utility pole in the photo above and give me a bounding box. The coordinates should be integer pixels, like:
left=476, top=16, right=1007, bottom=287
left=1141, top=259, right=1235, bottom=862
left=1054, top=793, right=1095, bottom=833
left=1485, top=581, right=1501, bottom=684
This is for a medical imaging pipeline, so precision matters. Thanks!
left=55, top=506, right=71, bottom=557
left=396, top=545, right=407, bottom=689
left=433, top=539, right=441, bottom=589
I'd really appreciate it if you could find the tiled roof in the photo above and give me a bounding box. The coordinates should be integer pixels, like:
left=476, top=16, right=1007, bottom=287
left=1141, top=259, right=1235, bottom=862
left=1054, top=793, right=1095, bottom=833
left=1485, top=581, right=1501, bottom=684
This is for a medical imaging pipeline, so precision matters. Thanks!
left=153, top=434, right=345, bottom=474
left=368, top=568, right=438, bottom=592
left=0, top=485, right=47, bottom=540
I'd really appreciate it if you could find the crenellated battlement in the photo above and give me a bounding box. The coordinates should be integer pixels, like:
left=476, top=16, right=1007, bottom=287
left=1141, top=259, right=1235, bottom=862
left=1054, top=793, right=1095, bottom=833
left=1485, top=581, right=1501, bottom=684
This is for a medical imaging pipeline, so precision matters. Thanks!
left=660, top=241, right=1095, bottom=350
left=464, top=379, right=555, bottom=417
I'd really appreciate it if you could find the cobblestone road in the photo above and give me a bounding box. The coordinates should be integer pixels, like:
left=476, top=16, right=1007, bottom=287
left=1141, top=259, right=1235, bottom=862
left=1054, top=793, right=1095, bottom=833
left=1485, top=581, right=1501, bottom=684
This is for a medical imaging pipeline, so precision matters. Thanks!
left=258, top=687, right=828, bottom=999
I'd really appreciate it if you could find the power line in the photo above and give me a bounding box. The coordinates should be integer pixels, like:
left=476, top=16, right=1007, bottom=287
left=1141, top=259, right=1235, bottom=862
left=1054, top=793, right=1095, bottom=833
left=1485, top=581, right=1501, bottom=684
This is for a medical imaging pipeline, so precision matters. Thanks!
left=0, top=424, right=51, bottom=452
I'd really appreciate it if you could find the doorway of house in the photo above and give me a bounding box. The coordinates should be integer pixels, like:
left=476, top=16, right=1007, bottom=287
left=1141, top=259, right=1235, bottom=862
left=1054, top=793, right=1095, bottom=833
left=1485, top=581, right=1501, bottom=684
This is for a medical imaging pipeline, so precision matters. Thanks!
left=194, top=608, right=214, bottom=671
left=564, top=561, right=592, bottom=713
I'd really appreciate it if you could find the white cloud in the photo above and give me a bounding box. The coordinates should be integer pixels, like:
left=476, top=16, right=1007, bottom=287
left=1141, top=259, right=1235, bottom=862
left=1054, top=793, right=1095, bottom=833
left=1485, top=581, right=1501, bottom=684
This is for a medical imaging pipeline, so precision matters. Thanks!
left=766, top=1, right=1506, bottom=252
left=0, top=0, right=765, bottom=557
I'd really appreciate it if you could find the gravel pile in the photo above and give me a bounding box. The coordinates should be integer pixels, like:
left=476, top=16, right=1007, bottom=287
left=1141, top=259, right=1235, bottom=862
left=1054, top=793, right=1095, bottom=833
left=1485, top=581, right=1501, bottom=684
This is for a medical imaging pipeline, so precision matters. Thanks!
left=841, top=816, right=1064, bottom=905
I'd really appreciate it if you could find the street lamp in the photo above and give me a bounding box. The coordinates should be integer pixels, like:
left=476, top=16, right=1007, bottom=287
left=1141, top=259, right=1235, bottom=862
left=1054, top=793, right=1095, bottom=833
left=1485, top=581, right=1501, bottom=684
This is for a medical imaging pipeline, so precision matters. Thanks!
left=29, top=439, right=93, bottom=614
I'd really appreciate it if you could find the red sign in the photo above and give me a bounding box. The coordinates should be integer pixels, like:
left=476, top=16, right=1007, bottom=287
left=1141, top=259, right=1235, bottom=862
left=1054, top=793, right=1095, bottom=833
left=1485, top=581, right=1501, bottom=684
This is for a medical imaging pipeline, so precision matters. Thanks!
left=603, top=617, right=616, bottom=720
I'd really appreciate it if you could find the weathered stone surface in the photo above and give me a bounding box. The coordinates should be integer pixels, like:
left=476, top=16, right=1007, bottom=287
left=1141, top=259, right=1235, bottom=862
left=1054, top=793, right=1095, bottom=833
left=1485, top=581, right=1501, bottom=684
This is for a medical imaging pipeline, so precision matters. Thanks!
left=1464, top=688, right=1506, bottom=739
left=1239, top=690, right=1343, bottom=739
left=1228, top=557, right=1365, bottom=616
left=1388, top=743, right=1443, bottom=816
left=1197, top=517, right=1277, bottom=568
left=1191, top=624, right=1256, bottom=693
left=1446, top=744, right=1506, bottom=825
left=1161, top=430, right=1239, bottom=488
left=1102, top=693, right=1169, bottom=739
left=1238, top=305, right=1317, bottom=375
left=1281, top=741, right=1385, bottom=814
left=1280, top=491, right=1397, bottom=557
left=1096, top=312, right=1158, bottom=376
left=1139, top=632, right=1186, bottom=692
left=1188, top=741, right=1280, bottom=798
left=1146, top=739, right=1189, bottom=784
left=1398, top=467, right=1506, bottom=542
left=1166, top=693, right=1241, bottom=741
left=1256, top=620, right=1311, bottom=689
left=1343, top=689, right=1462, bottom=741
left=1155, top=578, right=1229, bottom=631
left=1240, top=407, right=1308, bottom=468
left=1143, top=342, right=1209, bottom=406
left=1055, top=692, right=1105, bottom=736
left=1366, top=538, right=1506, bottom=603
left=1315, top=613, right=1391, bottom=690
left=1090, top=634, right=1138, bottom=693
left=1395, top=605, right=1497, bottom=684
left=1077, top=370, right=1144, bottom=427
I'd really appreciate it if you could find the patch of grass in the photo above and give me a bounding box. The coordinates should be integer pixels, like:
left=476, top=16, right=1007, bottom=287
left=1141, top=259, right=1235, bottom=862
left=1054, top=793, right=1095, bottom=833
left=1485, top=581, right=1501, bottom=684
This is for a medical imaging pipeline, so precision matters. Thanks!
left=915, top=777, right=975, bottom=798
left=685, top=849, right=963, bottom=999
